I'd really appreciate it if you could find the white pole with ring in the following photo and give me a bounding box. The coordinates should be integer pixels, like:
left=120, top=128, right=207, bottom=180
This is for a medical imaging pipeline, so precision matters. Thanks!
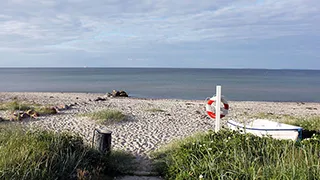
left=215, top=85, right=221, bottom=132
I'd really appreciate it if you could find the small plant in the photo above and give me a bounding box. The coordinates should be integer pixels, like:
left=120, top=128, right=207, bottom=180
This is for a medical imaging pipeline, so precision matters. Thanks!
left=81, top=109, right=126, bottom=124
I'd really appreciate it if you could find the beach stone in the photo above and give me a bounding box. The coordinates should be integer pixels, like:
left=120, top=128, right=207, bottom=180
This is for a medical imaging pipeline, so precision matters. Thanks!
left=119, top=90, right=128, bottom=97
left=56, top=104, right=70, bottom=110
left=0, top=117, right=4, bottom=121
left=49, top=107, right=59, bottom=114
left=105, top=92, right=113, bottom=97
left=112, top=90, right=121, bottom=97
left=110, top=90, right=128, bottom=97
left=20, top=112, right=30, bottom=119
left=31, top=112, right=39, bottom=119
left=26, top=109, right=35, bottom=116
left=94, top=97, right=107, bottom=101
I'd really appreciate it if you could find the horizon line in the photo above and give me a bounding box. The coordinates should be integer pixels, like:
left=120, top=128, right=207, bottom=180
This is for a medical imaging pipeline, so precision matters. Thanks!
left=0, top=66, right=319, bottom=71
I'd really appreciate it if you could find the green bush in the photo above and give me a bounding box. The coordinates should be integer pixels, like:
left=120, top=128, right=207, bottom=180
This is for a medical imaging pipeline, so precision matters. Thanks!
left=153, top=130, right=320, bottom=180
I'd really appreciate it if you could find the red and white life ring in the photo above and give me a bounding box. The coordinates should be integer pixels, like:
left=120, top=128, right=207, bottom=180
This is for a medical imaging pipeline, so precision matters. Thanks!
left=206, top=96, right=229, bottom=119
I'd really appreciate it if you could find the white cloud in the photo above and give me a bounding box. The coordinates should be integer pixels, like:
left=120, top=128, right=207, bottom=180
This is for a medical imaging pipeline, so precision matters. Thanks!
left=0, top=0, right=319, bottom=68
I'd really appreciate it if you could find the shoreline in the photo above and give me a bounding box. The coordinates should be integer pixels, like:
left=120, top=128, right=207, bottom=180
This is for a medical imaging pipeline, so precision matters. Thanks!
left=1, top=91, right=320, bottom=103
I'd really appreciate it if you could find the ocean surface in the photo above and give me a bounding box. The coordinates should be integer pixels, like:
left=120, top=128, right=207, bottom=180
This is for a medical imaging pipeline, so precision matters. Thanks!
left=0, top=68, right=319, bottom=102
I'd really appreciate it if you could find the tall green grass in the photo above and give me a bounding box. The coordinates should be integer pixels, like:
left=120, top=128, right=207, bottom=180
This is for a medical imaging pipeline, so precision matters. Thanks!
left=0, top=124, right=136, bottom=179
left=153, top=130, right=320, bottom=180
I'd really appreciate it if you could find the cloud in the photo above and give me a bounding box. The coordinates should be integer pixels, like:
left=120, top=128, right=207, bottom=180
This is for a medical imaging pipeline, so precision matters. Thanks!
left=0, top=0, right=319, bottom=68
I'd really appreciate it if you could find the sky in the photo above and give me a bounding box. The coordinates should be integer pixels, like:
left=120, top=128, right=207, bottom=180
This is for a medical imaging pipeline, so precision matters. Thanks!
left=0, top=0, right=319, bottom=69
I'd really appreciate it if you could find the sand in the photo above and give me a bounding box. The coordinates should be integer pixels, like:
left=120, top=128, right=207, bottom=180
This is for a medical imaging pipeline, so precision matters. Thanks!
left=1, top=92, right=320, bottom=176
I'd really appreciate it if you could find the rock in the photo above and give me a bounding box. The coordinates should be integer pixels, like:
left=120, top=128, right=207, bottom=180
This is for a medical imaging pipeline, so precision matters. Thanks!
left=31, top=112, right=39, bottom=118
left=112, top=90, right=121, bottom=97
left=94, top=97, right=107, bottom=101
left=26, top=109, right=35, bottom=116
left=119, top=90, right=128, bottom=97
left=51, top=107, right=59, bottom=114
left=20, top=113, right=30, bottom=119
left=13, top=111, right=25, bottom=116
left=109, top=90, right=129, bottom=97
left=0, top=117, right=4, bottom=121
left=56, top=104, right=70, bottom=110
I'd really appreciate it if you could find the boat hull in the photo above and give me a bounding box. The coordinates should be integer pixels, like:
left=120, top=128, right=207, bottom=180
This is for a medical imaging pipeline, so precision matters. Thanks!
left=227, top=119, right=303, bottom=141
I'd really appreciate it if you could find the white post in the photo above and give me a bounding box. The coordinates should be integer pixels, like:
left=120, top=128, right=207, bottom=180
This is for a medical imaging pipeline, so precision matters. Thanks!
left=215, top=85, right=222, bottom=132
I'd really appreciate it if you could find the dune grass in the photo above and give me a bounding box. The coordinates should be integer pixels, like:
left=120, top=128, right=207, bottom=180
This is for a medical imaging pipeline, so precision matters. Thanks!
left=152, top=130, right=320, bottom=180
left=250, top=113, right=320, bottom=131
left=0, top=100, right=56, bottom=116
left=0, top=124, right=136, bottom=179
left=81, top=109, right=126, bottom=124
left=0, top=100, right=34, bottom=111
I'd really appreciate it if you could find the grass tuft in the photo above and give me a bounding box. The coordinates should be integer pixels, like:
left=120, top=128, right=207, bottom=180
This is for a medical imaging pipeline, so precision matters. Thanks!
left=81, top=109, right=126, bottom=124
left=152, top=129, right=320, bottom=179
left=0, top=101, right=33, bottom=111
left=0, top=100, right=57, bottom=116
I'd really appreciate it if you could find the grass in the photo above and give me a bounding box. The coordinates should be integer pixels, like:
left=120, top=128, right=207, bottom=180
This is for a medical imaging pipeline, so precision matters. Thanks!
left=0, top=101, right=34, bottom=111
left=0, top=100, right=57, bottom=116
left=250, top=113, right=320, bottom=131
left=0, top=124, right=136, bottom=179
left=152, top=129, right=320, bottom=180
left=81, top=109, right=127, bottom=124
left=146, top=108, right=166, bottom=113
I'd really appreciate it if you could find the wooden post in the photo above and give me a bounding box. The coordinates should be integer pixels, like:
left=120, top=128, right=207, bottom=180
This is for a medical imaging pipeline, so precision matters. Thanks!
left=93, top=128, right=112, bottom=154
left=215, top=85, right=222, bottom=132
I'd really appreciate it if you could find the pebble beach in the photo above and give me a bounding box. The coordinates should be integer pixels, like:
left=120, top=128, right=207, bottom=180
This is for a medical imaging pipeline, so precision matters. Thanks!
left=1, top=92, right=320, bottom=174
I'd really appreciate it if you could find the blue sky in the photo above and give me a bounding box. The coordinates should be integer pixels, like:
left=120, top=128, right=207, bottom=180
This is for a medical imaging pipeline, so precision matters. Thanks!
left=0, top=0, right=319, bottom=69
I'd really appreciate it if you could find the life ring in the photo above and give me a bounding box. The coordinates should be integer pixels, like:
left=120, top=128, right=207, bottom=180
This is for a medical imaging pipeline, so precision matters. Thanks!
left=206, top=96, right=229, bottom=119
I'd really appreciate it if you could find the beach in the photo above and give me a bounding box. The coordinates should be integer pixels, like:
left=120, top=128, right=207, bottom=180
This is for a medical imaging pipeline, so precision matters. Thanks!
left=1, top=92, right=320, bottom=173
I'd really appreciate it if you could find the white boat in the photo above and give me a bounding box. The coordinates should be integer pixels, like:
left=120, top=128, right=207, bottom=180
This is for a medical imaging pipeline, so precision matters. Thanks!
left=227, top=119, right=303, bottom=141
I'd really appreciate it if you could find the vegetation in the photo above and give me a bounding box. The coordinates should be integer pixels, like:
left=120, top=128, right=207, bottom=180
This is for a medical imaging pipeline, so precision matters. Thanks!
left=81, top=109, right=127, bottom=124
left=0, top=124, right=136, bottom=179
left=251, top=113, right=320, bottom=131
left=281, top=116, right=320, bottom=131
left=0, top=100, right=56, bottom=115
left=153, top=130, right=320, bottom=180
left=0, top=100, right=35, bottom=111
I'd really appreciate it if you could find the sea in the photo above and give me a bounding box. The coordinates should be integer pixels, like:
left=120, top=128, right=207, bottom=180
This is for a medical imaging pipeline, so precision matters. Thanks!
left=0, top=68, right=319, bottom=102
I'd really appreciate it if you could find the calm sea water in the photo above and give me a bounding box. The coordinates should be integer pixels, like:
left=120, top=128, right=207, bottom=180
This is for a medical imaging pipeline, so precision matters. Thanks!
left=0, top=68, right=319, bottom=102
